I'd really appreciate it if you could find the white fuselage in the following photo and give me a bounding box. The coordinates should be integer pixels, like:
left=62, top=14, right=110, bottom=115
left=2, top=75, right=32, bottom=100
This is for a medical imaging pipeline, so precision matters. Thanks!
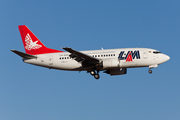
left=23, top=48, right=170, bottom=71
left=14, top=25, right=170, bottom=79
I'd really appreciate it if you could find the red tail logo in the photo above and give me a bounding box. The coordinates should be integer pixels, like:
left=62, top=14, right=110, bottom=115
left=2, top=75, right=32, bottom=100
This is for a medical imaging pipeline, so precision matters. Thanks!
left=18, top=25, right=63, bottom=55
left=25, top=33, right=42, bottom=51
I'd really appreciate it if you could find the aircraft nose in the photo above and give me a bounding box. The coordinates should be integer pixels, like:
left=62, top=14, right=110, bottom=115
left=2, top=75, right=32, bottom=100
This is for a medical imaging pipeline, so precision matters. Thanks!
left=163, top=54, right=170, bottom=62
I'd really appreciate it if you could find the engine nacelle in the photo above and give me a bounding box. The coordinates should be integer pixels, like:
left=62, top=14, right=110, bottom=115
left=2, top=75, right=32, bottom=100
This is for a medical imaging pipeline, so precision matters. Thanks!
left=103, top=59, right=120, bottom=69
left=104, top=68, right=127, bottom=76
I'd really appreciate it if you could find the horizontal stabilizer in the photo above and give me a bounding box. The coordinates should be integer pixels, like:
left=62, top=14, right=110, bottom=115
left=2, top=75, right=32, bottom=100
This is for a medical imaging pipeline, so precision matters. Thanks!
left=11, top=50, right=37, bottom=59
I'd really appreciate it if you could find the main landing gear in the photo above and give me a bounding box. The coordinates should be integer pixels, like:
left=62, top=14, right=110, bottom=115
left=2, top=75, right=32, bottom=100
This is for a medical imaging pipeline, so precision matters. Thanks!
left=90, top=70, right=100, bottom=79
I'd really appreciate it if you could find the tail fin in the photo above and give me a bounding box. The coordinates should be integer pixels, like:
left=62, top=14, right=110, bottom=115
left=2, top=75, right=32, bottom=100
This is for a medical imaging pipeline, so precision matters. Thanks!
left=18, top=25, right=63, bottom=55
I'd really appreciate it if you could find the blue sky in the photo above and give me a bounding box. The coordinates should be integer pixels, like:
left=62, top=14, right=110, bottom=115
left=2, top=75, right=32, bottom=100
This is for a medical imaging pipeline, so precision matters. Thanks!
left=0, top=0, right=179, bottom=120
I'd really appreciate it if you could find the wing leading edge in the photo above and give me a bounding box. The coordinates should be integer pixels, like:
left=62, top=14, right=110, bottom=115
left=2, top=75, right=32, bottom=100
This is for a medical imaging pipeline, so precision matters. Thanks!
left=62, top=47, right=100, bottom=64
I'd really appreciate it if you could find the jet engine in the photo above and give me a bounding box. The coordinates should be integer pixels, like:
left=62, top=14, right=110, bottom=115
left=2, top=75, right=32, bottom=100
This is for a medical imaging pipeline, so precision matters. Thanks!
left=104, top=68, right=127, bottom=76
left=102, top=59, right=120, bottom=69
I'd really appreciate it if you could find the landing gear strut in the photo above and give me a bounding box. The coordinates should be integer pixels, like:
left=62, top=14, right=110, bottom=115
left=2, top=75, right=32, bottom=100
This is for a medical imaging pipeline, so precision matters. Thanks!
left=90, top=70, right=100, bottom=79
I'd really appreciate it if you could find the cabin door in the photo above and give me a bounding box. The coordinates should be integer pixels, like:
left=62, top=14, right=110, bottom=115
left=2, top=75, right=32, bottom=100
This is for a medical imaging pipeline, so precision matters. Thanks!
left=49, top=56, right=53, bottom=65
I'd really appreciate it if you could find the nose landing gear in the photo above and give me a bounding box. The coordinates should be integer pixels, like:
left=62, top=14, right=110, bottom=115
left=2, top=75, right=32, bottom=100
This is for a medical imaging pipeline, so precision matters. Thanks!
left=148, top=69, right=152, bottom=74
left=148, top=64, right=158, bottom=74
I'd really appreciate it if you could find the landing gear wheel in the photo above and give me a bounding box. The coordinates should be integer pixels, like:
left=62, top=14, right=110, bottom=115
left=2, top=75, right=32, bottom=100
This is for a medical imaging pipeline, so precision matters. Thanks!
left=94, top=74, right=100, bottom=80
left=90, top=70, right=95, bottom=76
left=149, top=69, right=152, bottom=74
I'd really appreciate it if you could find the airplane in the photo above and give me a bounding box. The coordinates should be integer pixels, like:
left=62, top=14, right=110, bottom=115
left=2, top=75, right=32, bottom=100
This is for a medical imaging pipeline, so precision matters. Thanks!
left=11, top=25, right=170, bottom=79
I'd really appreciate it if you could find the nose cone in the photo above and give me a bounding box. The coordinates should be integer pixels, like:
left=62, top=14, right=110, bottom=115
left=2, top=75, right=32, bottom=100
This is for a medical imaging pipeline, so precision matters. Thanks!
left=162, top=54, right=170, bottom=63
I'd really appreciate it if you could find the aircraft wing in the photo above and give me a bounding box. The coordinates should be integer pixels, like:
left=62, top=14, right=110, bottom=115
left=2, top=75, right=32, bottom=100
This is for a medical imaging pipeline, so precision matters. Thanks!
left=62, top=47, right=100, bottom=63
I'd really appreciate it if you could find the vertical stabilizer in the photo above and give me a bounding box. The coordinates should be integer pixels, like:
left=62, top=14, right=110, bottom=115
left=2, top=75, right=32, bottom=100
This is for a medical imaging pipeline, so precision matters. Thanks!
left=18, top=25, right=63, bottom=55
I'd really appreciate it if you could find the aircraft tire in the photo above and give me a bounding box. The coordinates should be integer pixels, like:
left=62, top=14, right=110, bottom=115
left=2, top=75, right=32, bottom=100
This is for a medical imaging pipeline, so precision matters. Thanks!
left=149, top=69, right=152, bottom=74
left=90, top=70, right=95, bottom=75
left=94, top=74, right=100, bottom=79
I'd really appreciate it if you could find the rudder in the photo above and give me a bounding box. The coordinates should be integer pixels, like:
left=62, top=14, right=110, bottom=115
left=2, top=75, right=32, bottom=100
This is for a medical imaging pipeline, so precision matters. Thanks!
left=18, top=25, right=63, bottom=55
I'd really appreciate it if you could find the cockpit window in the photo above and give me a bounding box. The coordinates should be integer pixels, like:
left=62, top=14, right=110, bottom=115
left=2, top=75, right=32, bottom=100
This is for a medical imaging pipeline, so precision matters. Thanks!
left=153, top=51, right=161, bottom=54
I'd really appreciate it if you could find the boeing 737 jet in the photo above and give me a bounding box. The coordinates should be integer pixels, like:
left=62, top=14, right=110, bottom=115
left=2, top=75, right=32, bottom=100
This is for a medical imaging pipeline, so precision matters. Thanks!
left=11, top=25, right=170, bottom=79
